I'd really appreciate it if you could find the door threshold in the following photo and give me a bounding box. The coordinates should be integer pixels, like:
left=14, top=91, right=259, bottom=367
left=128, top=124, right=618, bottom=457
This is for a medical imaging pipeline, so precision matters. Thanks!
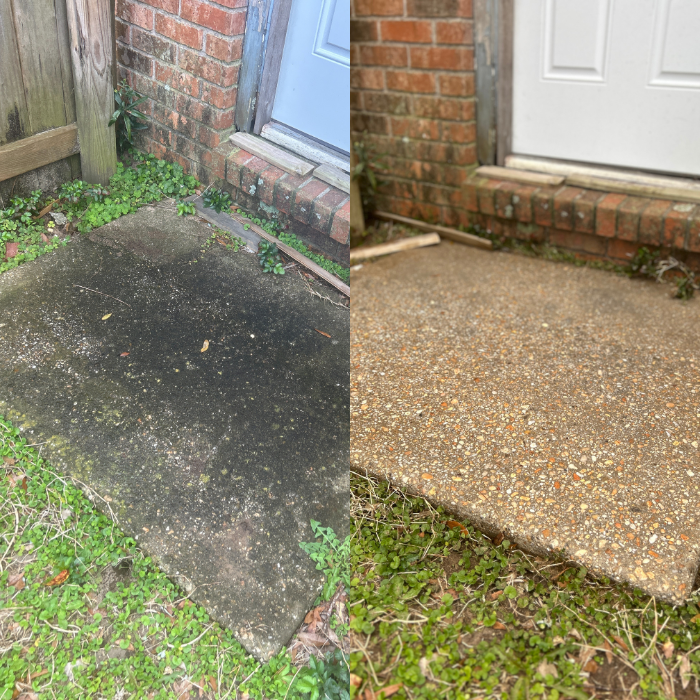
left=505, top=155, right=700, bottom=204
left=260, top=122, right=350, bottom=173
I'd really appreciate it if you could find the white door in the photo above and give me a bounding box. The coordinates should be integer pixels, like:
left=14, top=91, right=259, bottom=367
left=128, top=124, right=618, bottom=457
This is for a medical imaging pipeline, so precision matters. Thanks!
left=272, top=0, right=349, bottom=153
left=513, top=0, right=700, bottom=176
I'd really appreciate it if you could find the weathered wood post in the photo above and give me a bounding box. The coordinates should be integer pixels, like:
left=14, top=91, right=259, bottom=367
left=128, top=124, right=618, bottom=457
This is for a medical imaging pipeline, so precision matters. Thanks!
left=65, top=0, right=117, bottom=185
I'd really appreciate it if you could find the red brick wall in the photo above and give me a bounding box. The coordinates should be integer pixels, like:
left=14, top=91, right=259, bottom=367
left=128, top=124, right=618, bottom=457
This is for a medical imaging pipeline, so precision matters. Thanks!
left=115, top=0, right=246, bottom=184
left=351, top=0, right=477, bottom=227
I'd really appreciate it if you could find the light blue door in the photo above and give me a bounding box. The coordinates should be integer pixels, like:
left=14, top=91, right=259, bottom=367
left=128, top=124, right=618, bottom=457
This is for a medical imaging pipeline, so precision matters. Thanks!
left=272, top=0, right=349, bottom=153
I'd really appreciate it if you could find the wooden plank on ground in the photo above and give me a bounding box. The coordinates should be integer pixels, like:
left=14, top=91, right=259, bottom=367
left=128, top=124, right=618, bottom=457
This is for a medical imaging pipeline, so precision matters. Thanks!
left=475, top=165, right=564, bottom=186
left=0, top=0, right=30, bottom=145
left=0, top=123, right=79, bottom=182
left=230, top=132, right=315, bottom=177
left=65, top=0, right=117, bottom=184
left=314, top=164, right=350, bottom=194
left=373, top=211, right=493, bottom=250
left=12, top=0, right=70, bottom=134
left=350, top=233, right=441, bottom=262
left=228, top=211, right=350, bottom=297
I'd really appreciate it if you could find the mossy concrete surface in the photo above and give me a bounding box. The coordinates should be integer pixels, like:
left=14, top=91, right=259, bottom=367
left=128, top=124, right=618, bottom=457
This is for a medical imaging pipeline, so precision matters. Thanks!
left=0, top=204, right=349, bottom=660
left=351, top=242, right=700, bottom=603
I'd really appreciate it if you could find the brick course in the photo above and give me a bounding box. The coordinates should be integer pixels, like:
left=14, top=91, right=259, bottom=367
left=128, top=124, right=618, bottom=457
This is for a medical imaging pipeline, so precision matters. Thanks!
left=464, top=176, right=700, bottom=268
left=217, top=146, right=350, bottom=263
left=351, top=0, right=476, bottom=227
left=116, top=0, right=245, bottom=184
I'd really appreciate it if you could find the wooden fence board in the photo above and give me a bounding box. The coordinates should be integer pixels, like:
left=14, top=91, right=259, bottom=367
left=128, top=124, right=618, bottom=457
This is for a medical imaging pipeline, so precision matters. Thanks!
left=12, top=0, right=71, bottom=134
left=55, top=0, right=77, bottom=125
left=65, top=0, right=116, bottom=185
left=0, top=123, right=79, bottom=182
left=0, top=0, right=30, bottom=145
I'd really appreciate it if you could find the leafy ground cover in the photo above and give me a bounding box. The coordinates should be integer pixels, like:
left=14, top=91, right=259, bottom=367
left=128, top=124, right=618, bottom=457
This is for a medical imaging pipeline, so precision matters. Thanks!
left=0, top=416, right=349, bottom=699
left=349, top=472, right=700, bottom=700
left=0, top=153, right=199, bottom=277
left=232, top=208, right=350, bottom=284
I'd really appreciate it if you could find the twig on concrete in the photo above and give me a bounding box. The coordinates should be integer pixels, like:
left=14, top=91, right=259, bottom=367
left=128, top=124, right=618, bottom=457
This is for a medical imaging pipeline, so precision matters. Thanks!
left=72, top=285, right=132, bottom=308
left=297, top=270, right=349, bottom=309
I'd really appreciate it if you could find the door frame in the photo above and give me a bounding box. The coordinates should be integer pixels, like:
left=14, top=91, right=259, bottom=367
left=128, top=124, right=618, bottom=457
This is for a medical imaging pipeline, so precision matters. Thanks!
left=234, top=0, right=296, bottom=136
left=474, top=0, right=513, bottom=167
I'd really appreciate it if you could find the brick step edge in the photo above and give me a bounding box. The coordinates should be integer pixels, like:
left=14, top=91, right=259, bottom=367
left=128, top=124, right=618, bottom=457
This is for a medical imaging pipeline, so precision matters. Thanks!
left=464, top=175, right=700, bottom=268
left=208, top=142, right=350, bottom=265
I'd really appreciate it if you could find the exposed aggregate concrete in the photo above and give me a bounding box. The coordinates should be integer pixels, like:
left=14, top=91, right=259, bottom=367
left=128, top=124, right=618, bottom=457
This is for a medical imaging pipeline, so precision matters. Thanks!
left=351, top=243, right=700, bottom=603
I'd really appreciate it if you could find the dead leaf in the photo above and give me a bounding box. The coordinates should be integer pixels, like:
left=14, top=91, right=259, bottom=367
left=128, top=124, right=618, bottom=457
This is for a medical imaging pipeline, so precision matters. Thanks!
left=20, top=477, right=27, bottom=493
left=44, top=570, right=69, bottom=587
left=119, top=352, right=129, bottom=357
left=7, top=473, right=25, bottom=488
left=17, top=694, right=38, bottom=700
left=583, top=659, right=599, bottom=674
left=613, top=635, right=630, bottom=652
left=208, top=676, right=217, bottom=692
left=536, top=661, right=558, bottom=679
left=493, top=532, right=504, bottom=546
left=314, top=329, right=331, bottom=338
left=490, top=590, right=503, bottom=600
left=201, top=339, right=209, bottom=352
left=493, top=621, right=506, bottom=630
left=41, top=233, right=50, bottom=244
left=377, top=683, right=403, bottom=698
left=680, top=655, right=692, bottom=689
left=163, top=666, right=173, bottom=675
left=603, top=639, right=613, bottom=664
left=296, top=631, right=328, bottom=647
left=350, top=674, right=363, bottom=688
left=8, top=572, right=25, bottom=591
left=445, top=520, right=469, bottom=536
left=3, top=457, right=16, bottom=466
left=102, top=313, right=112, bottom=320
left=662, top=639, right=674, bottom=659
left=5, top=241, right=18, bottom=260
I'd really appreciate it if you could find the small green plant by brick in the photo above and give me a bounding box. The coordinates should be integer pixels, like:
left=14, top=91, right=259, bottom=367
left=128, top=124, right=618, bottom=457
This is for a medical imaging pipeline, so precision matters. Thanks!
left=202, top=187, right=232, bottom=213
left=235, top=209, right=350, bottom=283
left=109, top=80, right=149, bottom=154
left=299, top=520, right=350, bottom=603
left=258, top=239, right=285, bottom=274
left=291, top=649, right=349, bottom=700
left=626, top=245, right=661, bottom=277
left=177, top=201, right=196, bottom=216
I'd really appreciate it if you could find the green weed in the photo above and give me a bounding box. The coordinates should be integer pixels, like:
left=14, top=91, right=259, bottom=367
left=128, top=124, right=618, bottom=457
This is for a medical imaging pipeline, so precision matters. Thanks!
left=292, top=649, right=350, bottom=700
left=202, top=188, right=232, bottom=214
left=257, top=239, right=285, bottom=275
left=300, top=521, right=351, bottom=605
left=0, top=414, right=316, bottom=699
left=349, top=472, right=700, bottom=700
left=60, top=153, right=199, bottom=233
left=235, top=209, right=350, bottom=284
left=109, top=81, right=149, bottom=154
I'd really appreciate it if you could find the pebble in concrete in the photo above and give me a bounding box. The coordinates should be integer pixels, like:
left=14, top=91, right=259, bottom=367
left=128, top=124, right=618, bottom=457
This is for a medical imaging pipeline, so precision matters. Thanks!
left=351, top=243, right=700, bottom=602
left=0, top=205, right=349, bottom=659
